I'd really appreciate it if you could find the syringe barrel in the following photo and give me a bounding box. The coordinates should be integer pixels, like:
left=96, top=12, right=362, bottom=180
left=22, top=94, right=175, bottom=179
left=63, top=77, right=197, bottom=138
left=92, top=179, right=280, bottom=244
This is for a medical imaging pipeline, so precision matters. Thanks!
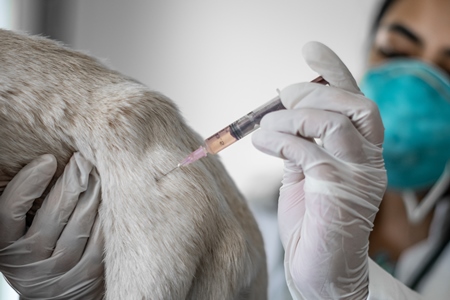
left=202, top=76, right=327, bottom=155
left=229, top=96, right=284, bottom=140
left=228, top=76, right=328, bottom=140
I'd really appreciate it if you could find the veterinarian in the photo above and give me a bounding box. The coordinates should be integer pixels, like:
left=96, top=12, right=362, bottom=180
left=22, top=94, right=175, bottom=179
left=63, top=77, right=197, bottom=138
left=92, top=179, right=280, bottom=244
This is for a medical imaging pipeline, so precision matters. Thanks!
left=2, top=0, right=450, bottom=299
left=252, top=0, right=450, bottom=299
left=0, top=153, right=105, bottom=298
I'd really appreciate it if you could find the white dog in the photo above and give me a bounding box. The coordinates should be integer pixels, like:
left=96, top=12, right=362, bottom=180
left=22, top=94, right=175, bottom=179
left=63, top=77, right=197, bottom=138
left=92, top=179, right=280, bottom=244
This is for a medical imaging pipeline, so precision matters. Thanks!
left=0, top=29, right=267, bottom=299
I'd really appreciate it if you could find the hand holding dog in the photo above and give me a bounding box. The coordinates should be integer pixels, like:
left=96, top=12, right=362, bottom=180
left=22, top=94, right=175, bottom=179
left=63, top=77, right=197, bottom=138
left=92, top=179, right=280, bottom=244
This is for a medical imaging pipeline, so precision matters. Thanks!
left=0, top=153, right=105, bottom=299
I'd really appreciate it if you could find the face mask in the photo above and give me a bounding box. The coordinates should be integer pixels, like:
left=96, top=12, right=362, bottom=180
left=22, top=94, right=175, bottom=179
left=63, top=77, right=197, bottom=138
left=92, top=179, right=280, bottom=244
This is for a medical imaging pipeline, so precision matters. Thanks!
left=360, top=59, right=450, bottom=191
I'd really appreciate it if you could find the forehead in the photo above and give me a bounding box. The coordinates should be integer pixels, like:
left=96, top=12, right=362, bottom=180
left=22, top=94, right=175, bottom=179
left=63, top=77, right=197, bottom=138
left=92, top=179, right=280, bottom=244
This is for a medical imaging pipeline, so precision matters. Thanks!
left=380, top=0, right=450, bottom=44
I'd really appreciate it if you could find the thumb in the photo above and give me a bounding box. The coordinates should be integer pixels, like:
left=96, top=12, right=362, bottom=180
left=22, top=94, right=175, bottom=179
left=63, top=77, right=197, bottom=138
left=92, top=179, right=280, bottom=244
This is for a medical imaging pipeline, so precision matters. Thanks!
left=302, top=41, right=362, bottom=94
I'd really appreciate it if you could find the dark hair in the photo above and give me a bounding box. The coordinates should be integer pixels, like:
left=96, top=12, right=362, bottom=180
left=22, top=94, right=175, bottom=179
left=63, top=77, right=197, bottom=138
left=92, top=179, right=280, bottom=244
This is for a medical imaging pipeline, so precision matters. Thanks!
left=371, top=0, right=397, bottom=33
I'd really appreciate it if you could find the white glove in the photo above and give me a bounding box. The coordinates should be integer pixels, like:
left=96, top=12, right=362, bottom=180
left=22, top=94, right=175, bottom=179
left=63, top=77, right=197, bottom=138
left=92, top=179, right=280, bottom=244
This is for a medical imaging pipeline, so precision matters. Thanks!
left=0, top=153, right=105, bottom=300
left=252, top=41, right=387, bottom=299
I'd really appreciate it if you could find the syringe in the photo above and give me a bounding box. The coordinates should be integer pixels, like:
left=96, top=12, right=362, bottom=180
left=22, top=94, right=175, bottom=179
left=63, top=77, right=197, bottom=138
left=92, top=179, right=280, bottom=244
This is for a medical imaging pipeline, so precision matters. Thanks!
left=156, top=76, right=328, bottom=181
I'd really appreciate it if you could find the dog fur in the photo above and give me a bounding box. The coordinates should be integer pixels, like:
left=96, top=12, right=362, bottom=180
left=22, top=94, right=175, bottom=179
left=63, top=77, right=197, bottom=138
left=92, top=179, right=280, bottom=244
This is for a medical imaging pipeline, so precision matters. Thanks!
left=0, top=29, right=267, bottom=299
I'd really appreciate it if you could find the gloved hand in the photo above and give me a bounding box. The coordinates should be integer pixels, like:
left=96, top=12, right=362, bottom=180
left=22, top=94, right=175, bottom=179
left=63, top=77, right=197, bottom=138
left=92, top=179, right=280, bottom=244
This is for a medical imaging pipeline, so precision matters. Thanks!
left=0, top=153, right=105, bottom=299
left=252, top=41, right=387, bottom=299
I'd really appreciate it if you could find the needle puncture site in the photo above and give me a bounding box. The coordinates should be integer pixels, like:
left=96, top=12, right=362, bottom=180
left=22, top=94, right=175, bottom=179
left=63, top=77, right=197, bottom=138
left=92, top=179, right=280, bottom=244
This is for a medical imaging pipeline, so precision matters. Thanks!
left=156, top=165, right=179, bottom=181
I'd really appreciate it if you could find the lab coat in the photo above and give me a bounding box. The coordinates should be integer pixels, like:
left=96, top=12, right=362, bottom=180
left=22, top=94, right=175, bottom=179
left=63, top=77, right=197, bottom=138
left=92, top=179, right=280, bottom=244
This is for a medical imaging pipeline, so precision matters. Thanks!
left=380, top=197, right=450, bottom=299
left=253, top=197, right=450, bottom=300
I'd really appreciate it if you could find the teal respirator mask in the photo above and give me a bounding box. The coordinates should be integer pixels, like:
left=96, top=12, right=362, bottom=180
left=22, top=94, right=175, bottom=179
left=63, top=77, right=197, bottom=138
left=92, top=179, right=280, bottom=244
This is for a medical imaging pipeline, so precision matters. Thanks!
left=360, top=59, right=450, bottom=224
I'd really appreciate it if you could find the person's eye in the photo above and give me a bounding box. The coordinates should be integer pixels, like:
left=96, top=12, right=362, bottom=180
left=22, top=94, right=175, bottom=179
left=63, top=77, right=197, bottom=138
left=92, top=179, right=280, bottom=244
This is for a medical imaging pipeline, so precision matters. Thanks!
left=378, top=47, right=410, bottom=58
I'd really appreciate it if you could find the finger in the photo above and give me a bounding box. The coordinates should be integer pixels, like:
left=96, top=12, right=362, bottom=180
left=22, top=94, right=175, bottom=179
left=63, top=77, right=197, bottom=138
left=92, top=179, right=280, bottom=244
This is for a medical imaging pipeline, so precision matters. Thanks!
left=252, top=127, right=329, bottom=165
left=57, top=216, right=105, bottom=297
left=261, top=109, right=367, bottom=163
left=79, top=214, right=105, bottom=274
left=52, top=167, right=101, bottom=272
left=0, top=154, right=56, bottom=248
left=25, top=153, right=93, bottom=260
left=277, top=161, right=307, bottom=248
left=253, top=128, right=347, bottom=183
left=302, top=41, right=361, bottom=94
left=6, top=216, right=105, bottom=299
left=282, top=160, right=305, bottom=186
left=279, top=82, right=384, bottom=146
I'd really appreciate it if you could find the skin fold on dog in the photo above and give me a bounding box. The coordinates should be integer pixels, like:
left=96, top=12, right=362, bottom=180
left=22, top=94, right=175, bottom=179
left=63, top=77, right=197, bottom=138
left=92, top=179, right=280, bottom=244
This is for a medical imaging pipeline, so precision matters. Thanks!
left=0, top=29, right=267, bottom=299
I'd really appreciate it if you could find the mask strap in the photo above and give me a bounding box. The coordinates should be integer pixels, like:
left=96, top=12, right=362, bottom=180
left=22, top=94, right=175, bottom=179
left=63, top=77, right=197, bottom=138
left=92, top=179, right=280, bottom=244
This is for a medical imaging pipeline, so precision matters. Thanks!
left=402, top=162, right=450, bottom=225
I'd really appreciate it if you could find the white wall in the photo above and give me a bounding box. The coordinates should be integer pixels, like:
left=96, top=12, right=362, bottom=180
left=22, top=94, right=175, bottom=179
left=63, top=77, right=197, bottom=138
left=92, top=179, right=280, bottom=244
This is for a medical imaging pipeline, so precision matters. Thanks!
left=72, top=0, right=380, bottom=203
left=0, top=0, right=11, bottom=29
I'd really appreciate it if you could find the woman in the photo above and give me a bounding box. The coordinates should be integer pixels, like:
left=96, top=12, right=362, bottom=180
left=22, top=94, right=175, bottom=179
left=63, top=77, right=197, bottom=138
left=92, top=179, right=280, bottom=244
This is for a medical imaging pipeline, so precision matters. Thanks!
left=252, top=0, right=450, bottom=298
left=365, top=0, right=450, bottom=294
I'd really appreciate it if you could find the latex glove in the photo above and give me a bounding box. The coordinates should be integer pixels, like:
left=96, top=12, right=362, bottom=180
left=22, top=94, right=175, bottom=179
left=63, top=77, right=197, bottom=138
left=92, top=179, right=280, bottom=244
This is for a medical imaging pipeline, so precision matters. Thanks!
left=0, top=153, right=105, bottom=300
left=252, top=41, right=387, bottom=299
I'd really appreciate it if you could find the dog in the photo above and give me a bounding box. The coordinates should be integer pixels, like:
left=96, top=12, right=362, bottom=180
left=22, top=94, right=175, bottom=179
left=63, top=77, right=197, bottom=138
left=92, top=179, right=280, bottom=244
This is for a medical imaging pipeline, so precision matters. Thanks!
left=0, top=29, right=267, bottom=299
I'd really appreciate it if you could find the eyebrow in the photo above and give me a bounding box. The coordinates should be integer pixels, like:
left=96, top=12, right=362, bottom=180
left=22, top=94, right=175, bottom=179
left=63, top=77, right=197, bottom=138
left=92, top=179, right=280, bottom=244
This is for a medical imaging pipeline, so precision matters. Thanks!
left=387, top=23, right=423, bottom=46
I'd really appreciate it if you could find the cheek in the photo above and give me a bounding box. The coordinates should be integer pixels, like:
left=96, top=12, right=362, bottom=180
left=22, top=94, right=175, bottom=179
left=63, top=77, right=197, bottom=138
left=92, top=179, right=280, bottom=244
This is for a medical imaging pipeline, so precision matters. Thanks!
left=368, top=46, right=388, bottom=66
left=439, top=59, right=450, bottom=77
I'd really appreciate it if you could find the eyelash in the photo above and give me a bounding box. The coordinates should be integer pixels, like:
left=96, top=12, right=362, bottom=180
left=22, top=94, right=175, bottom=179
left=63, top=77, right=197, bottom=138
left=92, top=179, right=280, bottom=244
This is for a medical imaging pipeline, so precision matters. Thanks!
left=377, top=47, right=450, bottom=77
left=378, top=47, right=410, bottom=58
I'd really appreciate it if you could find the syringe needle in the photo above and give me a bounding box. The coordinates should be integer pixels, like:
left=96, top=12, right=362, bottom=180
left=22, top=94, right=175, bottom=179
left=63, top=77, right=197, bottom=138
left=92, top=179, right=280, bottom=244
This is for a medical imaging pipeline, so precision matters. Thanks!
left=156, top=146, right=208, bottom=182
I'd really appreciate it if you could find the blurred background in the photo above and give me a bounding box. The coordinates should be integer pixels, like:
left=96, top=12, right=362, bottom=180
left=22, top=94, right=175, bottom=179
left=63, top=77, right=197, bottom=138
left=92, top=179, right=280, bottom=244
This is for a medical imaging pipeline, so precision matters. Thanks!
left=1, top=0, right=380, bottom=299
